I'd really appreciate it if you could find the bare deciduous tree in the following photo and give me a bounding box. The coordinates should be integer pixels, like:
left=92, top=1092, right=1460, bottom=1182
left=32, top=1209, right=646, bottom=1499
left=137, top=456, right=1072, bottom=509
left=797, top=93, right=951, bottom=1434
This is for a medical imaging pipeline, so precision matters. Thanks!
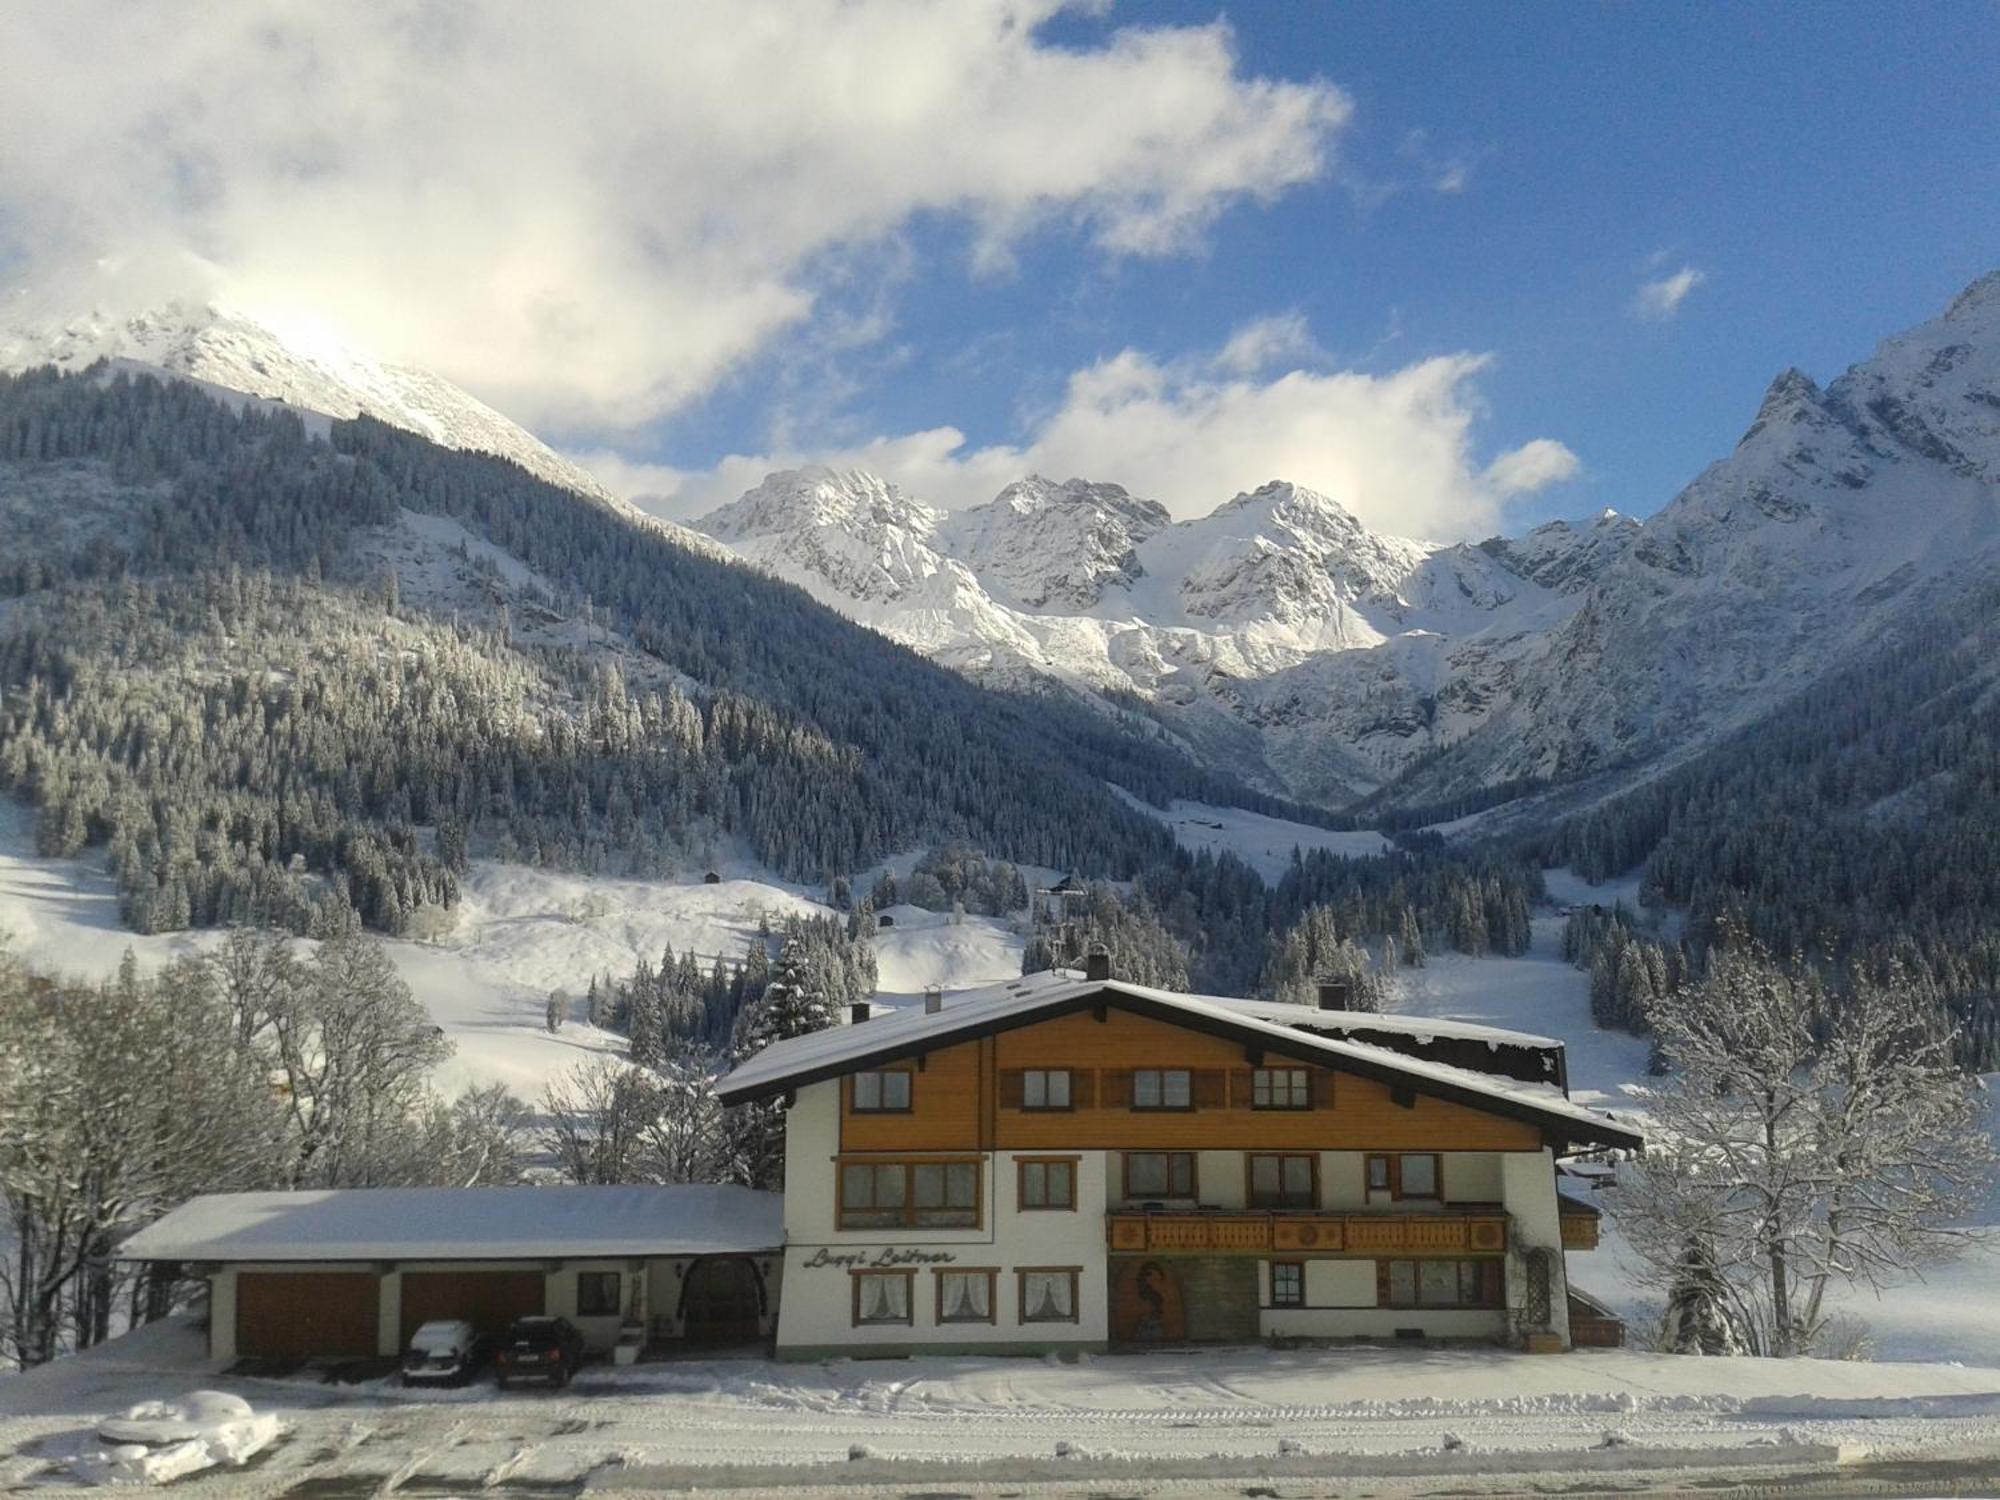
left=1616, top=941, right=1995, bottom=1356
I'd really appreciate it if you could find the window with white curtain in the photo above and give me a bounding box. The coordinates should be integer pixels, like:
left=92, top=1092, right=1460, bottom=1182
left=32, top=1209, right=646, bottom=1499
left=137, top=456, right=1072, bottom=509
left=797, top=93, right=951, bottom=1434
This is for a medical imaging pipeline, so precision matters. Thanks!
left=852, top=1271, right=912, bottom=1325
left=936, top=1270, right=995, bottom=1324
left=1019, top=1269, right=1078, bottom=1323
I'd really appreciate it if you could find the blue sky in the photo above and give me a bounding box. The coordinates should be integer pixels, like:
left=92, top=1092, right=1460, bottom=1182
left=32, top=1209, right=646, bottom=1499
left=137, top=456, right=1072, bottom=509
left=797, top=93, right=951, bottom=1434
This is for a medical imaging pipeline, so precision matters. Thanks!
left=8, top=2, right=1996, bottom=538
left=625, top=1, right=1999, bottom=531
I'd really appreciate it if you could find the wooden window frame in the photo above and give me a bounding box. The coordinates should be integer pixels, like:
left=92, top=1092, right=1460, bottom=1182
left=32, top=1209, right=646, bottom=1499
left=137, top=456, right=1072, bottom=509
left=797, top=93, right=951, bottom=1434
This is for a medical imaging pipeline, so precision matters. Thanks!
left=1251, top=1067, right=1312, bottom=1111
left=1247, top=1152, right=1319, bottom=1210
left=1365, top=1151, right=1444, bottom=1201
left=1017, top=1155, right=1079, bottom=1212
left=1016, top=1266, right=1082, bottom=1325
left=1020, top=1068, right=1074, bottom=1112
left=1130, top=1068, right=1194, bottom=1112
left=851, top=1268, right=916, bottom=1326
left=934, top=1267, right=999, bottom=1326
left=1376, top=1258, right=1503, bottom=1310
left=1121, top=1150, right=1197, bottom=1202
left=1269, top=1260, right=1305, bottom=1308
left=849, top=1068, right=914, bottom=1115
left=836, top=1155, right=984, bottom=1231
left=575, top=1270, right=621, bottom=1317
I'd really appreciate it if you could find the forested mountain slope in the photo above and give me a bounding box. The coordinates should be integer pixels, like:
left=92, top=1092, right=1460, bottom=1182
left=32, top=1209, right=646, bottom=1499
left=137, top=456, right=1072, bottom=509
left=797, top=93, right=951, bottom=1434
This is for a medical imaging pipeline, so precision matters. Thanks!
left=1541, top=576, right=2000, bottom=1066
left=0, top=365, right=1305, bottom=937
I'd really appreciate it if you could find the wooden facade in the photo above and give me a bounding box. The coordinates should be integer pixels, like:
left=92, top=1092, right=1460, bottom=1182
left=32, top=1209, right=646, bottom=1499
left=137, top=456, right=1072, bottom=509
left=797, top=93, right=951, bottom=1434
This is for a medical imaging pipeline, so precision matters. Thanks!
left=838, top=1008, right=1545, bottom=1155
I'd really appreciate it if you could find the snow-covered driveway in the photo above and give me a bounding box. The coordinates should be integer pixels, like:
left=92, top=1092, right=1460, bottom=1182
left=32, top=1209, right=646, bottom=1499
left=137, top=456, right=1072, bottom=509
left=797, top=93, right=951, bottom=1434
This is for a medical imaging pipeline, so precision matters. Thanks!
left=7, top=1322, right=2000, bottom=1496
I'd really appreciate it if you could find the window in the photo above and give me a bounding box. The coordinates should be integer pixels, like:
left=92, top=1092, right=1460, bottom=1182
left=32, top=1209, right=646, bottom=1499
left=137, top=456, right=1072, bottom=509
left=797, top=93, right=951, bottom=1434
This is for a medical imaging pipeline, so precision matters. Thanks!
left=1400, top=1153, right=1440, bottom=1199
left=1249, top=1153, right=1317, bottom=1209
left=1022, top=1069, right=1073, bottom=1111
left=1380, top=1259, right=1502, bottom=1309
left=935, top=1269, right=996, bottom=1325
left=1365, top=1152, right=1442, bottom=1200
left=1131, top=1068, right=1192, bottom=1110
left=839, top=1159, right=980, bottom=1229
left=1018, top=1268, right=1079, bottom=1323
left=852, top=1270, right=913, bottom=1325
left=1123, top=1151, right=1196, bottom=1200
left=1270, top=1262, right=1304, bottom=1308
left=1019, top=1157, right=1077, bottom=1211
left=851, top=1069, right=912, bottom=1113
left=1252, top=1067, right=1311, bottom=1110
left=575, top=1271, right=621, bottom=1317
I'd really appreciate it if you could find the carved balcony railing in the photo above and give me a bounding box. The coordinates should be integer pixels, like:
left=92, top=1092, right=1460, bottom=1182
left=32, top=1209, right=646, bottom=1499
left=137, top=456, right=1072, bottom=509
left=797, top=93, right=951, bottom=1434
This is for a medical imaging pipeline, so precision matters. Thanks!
left=1106, top=1209, right=1507, bottom=1256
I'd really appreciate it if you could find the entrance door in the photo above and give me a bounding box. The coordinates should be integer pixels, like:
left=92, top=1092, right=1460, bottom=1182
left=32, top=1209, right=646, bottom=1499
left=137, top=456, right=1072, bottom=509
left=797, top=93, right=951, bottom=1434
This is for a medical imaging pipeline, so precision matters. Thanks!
left=1110, top=1258, right=1185, bottom=1344
left=681, top=1257, right=763, bottom=1345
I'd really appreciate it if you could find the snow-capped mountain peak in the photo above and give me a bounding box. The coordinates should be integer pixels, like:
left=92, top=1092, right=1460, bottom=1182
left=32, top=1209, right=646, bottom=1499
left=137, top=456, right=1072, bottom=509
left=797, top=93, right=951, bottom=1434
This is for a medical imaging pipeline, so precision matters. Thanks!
left=0, top=299, right=663, bottom=527
left=942, top=475, right=1170, bottom=610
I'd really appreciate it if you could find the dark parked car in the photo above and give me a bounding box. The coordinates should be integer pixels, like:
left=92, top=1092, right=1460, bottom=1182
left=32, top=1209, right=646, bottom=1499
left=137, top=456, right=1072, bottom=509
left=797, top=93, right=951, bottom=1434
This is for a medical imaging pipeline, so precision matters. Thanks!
left=401, top=1319, right=492, bottom=1387
left=495, top=1315, right=587, bottom=1389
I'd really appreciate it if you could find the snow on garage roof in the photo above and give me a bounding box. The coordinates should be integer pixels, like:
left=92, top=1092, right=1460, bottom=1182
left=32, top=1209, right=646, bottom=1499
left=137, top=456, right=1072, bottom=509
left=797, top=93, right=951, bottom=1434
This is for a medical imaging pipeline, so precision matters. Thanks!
left=120, top=1185, right=784, bottom=1263
left=718, top=970, right=1642, bottom=1151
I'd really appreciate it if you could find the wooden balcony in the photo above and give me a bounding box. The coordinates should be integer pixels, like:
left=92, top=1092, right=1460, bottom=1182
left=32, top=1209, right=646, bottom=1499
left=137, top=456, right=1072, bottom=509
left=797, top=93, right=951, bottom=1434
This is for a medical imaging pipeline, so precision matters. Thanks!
left=1558, top=1195, right=1601, bottom=1251
left=1106, top=1210, right=1507, bottom=1256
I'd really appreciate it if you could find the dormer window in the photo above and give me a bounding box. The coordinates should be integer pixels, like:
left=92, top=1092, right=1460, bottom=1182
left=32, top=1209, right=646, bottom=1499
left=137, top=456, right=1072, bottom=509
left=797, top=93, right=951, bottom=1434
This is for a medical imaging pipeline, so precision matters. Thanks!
left=851, top=1069, right=912, bottom=1113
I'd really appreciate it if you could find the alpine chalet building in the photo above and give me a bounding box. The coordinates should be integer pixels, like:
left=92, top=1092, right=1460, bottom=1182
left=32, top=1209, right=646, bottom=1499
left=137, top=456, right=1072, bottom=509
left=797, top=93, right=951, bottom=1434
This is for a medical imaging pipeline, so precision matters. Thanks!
left=717, top=961, right=1641, bottom=1358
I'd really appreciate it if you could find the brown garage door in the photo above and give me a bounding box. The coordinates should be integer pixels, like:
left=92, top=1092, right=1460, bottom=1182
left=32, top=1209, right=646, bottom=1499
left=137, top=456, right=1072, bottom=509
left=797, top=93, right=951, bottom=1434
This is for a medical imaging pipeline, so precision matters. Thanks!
left=399, top=1270, right=546, bottom=1346
left=236, top=1271, right=379, bottom=1358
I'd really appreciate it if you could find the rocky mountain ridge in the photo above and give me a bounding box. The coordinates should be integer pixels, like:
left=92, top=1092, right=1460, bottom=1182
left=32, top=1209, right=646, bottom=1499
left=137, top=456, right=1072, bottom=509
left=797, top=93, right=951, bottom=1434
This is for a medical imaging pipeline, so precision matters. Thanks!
left=692, top=273, right=2000, bottom=814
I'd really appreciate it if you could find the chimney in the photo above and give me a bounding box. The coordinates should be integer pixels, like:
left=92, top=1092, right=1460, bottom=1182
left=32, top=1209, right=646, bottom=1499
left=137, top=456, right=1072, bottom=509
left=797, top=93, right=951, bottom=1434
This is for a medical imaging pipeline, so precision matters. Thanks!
left=1084, top=945, right=1112, bottom=983
left=849, top=1001, right=871, bottom=1025
left=1316, top=979, right=1350, bottom=1011
left=923, top=985, right=944, bottom=1015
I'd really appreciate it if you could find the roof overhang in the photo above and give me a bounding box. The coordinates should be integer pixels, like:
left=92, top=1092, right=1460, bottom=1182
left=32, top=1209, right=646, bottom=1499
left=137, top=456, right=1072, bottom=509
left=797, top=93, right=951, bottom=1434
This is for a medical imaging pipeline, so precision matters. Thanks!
left=718, top=983, right=1644, bottom=1153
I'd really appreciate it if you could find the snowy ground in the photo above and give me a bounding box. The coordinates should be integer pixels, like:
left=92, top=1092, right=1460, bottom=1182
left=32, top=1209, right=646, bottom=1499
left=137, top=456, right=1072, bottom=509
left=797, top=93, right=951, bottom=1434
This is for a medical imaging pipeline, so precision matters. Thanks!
left=0, top=801, right=1023, bottom=1103
left=1112, top=792, right=1391, bottom=884
left=1387, top=872, right=2000, bottom=1367
left=6, top=1316, right=2000, bottom=1496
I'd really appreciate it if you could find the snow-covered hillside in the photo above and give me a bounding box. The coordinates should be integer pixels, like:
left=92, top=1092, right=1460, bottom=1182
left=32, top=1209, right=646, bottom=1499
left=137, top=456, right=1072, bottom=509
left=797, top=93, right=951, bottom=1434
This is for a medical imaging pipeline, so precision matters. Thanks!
left=0, top=800, right=1025, bottom=1104
left=693, top=274, right=2000, bottom=815
left=0, top=300, right=720, bottom=554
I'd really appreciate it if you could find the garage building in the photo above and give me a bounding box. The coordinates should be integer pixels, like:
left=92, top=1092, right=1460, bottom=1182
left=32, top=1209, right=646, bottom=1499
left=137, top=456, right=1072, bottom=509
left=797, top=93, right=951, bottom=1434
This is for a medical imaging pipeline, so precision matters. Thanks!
left=120, top=1185, right=785, bottom=1362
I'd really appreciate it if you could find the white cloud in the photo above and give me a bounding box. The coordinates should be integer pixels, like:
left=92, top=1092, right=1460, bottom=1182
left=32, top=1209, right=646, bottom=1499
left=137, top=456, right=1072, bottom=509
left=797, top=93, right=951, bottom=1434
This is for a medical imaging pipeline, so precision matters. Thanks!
left=0, top=2, right=1348, bottom=434
left=1634, top=265, right=1706, bottom=320
left=595, top=318, right=1580, bottom=540
left=1482, top=438, right=1582, bottom=496
left=1213, top=312, right=1323, bottom=375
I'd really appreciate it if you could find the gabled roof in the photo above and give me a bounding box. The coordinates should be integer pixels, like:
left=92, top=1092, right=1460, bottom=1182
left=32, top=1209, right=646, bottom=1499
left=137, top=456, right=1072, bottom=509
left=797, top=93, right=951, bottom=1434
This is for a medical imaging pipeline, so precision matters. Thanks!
left=119, top=1185, right=784, bottom=1263
left=718, top=971, right=1643, bottom=1152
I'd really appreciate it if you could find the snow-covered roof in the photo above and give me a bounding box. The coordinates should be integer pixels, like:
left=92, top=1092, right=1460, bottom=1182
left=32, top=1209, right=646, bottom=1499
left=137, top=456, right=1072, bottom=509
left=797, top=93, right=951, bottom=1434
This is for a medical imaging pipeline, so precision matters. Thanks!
left=1220, top=996, right=1561, bottom=1050
left=119, top=1185, right=784, bottom=1263
left=718, top=971, right=1642, bottom=1150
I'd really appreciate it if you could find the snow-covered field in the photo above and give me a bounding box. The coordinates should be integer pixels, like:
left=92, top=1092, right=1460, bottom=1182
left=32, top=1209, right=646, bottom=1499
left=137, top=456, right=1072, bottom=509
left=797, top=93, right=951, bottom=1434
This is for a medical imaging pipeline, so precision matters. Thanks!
left=1114, top=792, right=1391, bottom=883
left=6, top=1315, right=2000, bottom=1496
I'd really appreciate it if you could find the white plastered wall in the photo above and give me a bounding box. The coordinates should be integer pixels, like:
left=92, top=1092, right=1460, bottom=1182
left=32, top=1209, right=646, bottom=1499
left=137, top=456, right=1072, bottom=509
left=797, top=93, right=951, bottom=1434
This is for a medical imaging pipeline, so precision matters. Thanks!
left=1501, top=1148, right=1572, bottom=1346
left=778, top=1080, right=1107, bottom=1352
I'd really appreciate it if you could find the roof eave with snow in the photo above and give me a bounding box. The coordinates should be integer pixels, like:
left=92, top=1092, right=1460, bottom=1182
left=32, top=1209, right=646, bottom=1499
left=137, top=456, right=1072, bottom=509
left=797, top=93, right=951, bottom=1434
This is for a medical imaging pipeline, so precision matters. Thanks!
left=718, top=973, right=1643, bottom=1153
